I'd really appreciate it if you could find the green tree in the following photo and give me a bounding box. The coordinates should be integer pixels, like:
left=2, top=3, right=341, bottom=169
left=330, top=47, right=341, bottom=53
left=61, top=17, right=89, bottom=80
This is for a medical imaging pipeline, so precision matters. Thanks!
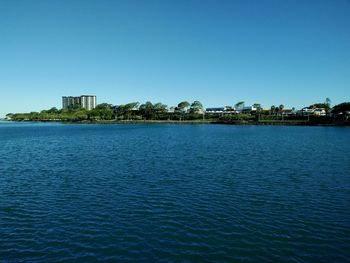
left=309, top=103, right=327, bottom=109
left=101, top=108, right=113, bottom=120
left=270, top=105, right=276, bottom=115
left=73, top=109, right=88, bottom=120
left=253, top=103, right=262, bottom=120
left=67, top=104, right=81, bottom=111
left=235, top=101, right=245, bottom=111
left=5, top=113, right=14, bottom=119
left=279, top=104, right=284, bottom=113
left=154, top=103, right=167, bottom=113
left=139, top=101, right=154, bottom=119
left=95, top=103, right=113, bottom=110
left=153, top=103, right=168, bottom=119
left=332, top=102, right=350, bottom=114
left=253, top=103, right=262, bottom=112
left=47, top=107, right=59, bottom=114
left=123, top=102, right=140, bottom=120
left=177, top=101, right=190, bottom=113
left=125, top=102, right=139, bottom=110
left=189, top=101, right=204, bottom=114
left=88, top=109, right=100, bottom=120
left=308, top=102, right=331, bottom=115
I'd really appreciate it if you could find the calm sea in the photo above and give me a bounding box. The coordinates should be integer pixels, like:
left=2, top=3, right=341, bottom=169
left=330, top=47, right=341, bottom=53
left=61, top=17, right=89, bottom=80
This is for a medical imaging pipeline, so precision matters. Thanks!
left=1, top=122, right=350, bottom=262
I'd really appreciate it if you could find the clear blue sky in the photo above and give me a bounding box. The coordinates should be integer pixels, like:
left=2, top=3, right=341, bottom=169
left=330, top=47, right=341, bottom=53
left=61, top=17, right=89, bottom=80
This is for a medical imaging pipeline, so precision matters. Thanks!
left=1, top=0, right=349, bottom=116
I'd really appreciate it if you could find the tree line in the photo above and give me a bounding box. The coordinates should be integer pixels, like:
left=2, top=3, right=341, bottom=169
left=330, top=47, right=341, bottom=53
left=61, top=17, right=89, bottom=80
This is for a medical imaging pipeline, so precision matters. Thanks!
left=6, top=100, right=350, bottom=122
left=6, top=101, right=205, bottom=121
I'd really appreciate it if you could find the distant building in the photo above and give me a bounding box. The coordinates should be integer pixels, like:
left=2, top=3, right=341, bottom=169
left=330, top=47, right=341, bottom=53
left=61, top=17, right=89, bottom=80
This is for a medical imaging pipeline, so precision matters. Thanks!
left=281, top=109, right=296, bottom=116
left=62, top=96, right=80, bottom=109
left=297, top=107, right=326, bottom=116
left=174, top=107, right=188, bottom=114
left=206, top=107, right=225, bottom=113
left=205, top=106, right=237, bottom=114
left=80, top=95, right=97, bottom=110
left=62, top=95, right=96, bottom=110
left=241, top=106, right=257, bottom=113
left=313, top=108, right=326, bottom=116
left=168, top=107, right=176, bottom=113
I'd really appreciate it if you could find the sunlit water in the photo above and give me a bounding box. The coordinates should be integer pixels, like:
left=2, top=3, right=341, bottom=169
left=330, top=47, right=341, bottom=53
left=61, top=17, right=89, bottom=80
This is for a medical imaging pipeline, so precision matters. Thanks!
left=1, top=122, right=350, bottom=262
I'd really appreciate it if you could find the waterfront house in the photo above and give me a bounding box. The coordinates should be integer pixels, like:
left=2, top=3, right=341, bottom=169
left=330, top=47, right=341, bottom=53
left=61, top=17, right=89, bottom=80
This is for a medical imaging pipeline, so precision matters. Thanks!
left=241, top=106, right=257, bottom=114
left=313, top=108, right=326, bottom=116
left=167, top=107, right=175, bottom=113
left=206, top=106, right=237, bottom=114
left=206, top=107, right=225, bottom=113
left=281, top=109, right=296, bottom=116
left=174, top=107, right=187, bottom=114
left=298, top=107, right=326, bottom=116
left=298, top=107, right=314, bottom=116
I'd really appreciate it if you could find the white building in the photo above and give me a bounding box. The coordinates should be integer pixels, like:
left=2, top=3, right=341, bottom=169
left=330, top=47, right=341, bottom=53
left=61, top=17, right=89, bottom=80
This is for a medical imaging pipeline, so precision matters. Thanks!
left=298, top=107, right=326, bottom=116
left=80, top=95, right=97, bottom=110
left=206, top=107, right=225, bottom=113
left=62, top=95, right=96, bottom=110
left=241, top=106, right=257, bottom=113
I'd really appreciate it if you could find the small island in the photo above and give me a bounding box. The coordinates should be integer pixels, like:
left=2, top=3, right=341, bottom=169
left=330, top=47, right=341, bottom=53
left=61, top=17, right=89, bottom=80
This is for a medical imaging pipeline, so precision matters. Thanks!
left=5, top=96, right=350, bottom=126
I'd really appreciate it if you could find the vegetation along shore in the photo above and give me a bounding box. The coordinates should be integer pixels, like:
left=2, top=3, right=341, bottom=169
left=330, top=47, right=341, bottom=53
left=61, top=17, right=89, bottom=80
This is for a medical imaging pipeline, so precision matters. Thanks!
left=5, top=100, right=350, bottom=126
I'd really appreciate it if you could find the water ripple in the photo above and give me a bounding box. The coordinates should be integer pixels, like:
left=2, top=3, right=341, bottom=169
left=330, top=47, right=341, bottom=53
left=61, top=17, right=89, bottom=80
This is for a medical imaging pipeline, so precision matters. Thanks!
left=1, top=124, right=350, bottom=262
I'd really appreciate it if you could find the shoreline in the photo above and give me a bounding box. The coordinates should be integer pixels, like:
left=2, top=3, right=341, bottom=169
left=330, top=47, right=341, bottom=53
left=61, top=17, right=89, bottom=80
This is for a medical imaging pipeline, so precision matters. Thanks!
left=4, top=119, right=350, bottom=126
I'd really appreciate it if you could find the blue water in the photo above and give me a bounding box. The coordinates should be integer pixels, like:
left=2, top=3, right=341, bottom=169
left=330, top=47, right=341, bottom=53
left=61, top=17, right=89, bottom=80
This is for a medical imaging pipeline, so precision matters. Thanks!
left=1, top=122, right=350, bottom=262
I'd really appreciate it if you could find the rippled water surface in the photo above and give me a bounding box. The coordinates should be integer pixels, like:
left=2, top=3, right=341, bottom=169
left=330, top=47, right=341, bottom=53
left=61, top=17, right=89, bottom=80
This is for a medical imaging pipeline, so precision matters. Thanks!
left=1, top=122, right=350, bottom=262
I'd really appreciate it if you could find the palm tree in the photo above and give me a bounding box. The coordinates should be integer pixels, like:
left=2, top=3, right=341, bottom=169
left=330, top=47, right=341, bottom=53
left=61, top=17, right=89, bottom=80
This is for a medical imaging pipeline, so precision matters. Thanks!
left=278, top=104, right=284, bottom=120
left=325, top=98, right=331, bottom=114
left=235, top=101, right=245, bottom=112
left=270, top=105, right=276, bottom=115
left=279, top=104, right=284, bottom=114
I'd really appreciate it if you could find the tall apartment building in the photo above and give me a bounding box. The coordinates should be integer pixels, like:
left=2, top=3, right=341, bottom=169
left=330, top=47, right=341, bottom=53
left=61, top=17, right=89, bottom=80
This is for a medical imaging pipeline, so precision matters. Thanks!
left=80, top=95, right=97, bottom=110
left=62, top=95, right=97, bottom=110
